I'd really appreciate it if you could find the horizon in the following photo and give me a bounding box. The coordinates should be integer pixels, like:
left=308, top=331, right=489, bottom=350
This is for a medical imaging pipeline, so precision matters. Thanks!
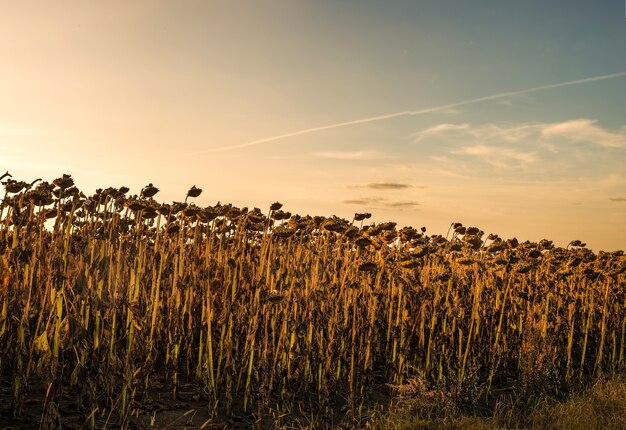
left=1, top=1, right=625, bottom=251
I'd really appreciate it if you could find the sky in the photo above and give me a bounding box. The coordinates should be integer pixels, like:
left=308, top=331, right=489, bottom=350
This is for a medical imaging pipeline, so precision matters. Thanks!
left=1, top=1, right=625, bottom=250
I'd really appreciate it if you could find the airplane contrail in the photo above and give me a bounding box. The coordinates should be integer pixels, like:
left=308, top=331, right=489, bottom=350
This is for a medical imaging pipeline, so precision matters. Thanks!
left=179, top=71, right=626, bottom=156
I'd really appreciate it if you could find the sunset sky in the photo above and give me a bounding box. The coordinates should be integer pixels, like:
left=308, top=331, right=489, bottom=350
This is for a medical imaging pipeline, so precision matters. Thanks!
left=1, top=1, right=625, bottom=250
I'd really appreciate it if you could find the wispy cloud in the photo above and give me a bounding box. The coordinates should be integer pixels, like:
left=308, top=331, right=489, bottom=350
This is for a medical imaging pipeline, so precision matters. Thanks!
left=412, top=123, right=469, bottom=142
left=312, top=150, right=396, bottom=160
left=415, top=119, right=626, bottom=149
left=414, top=119, right=625, bottom=172
left=343, top=197, right=420, bottom=210
left=176, top=71, right=626, bottom=156
left=542, top=119, right=626, bottom=148
left=609, top=197, right=626, bottom=202
left=415, top=122, right=536, bottom=145
left=384, top=200, right=421, bottom=209
left=352, top=182, right=416, bottom=190
left=452, top=145, right=538, bottom=167
left=343, top=197, right=385, bottom=205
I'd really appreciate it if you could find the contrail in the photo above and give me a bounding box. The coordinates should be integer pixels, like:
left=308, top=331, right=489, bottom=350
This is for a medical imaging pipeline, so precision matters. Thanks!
left=179, top=71, right=626, bottom=156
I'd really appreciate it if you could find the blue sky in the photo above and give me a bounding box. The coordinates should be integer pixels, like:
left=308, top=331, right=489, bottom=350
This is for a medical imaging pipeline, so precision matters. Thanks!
left=1, top=1, right=625, bottom=249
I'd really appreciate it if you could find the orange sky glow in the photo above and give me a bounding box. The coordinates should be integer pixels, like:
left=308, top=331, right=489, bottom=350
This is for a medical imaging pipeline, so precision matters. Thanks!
left=1, top=2, right=625, bottom=250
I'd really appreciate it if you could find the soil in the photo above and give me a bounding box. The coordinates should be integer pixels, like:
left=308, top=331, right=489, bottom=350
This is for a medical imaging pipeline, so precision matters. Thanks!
left=0, top=376, right=391, bottom=429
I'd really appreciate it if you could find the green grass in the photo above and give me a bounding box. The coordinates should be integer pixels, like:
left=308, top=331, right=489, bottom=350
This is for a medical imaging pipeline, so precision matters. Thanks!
left=372, top=376, right=626, bottom=430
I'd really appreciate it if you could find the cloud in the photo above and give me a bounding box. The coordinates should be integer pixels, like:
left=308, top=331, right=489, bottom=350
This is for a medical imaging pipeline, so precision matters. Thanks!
left=414, top=119, right=626, bottom=148
left=609, top=197, right=626, bottom=202
left=412, top=123, right=469, bottom=142
left=312, top=150, right=397, bottom=160
left=412, top=119, right=626, bottom=172
left=452, top=145, right=538, bottom=167
left=352, top=182, right=414, bottom=190
left=343, top=197, right=420, bottom=210
left=541, top=119, right=626, bottom=148
left=343, top=197, right=385, bottom=205
left=414, top=122, right=539, bottom=145
left=383, top=200, right=421, bottom=209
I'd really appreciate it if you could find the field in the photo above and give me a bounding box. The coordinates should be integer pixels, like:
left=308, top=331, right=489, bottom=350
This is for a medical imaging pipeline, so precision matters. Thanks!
left=0, top=173, right=625, bottom=429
